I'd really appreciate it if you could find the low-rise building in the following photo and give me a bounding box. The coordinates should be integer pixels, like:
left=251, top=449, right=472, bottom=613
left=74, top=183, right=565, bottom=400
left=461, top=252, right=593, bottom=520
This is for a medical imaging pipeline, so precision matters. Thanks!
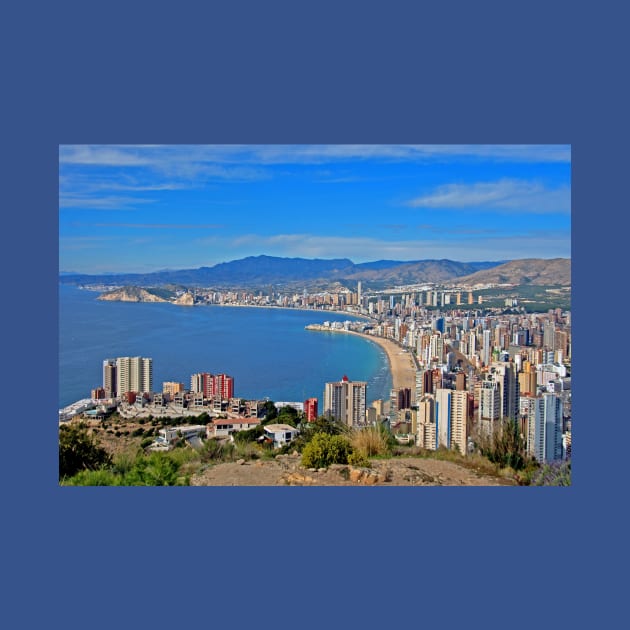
left=261, top=423, right=300, bottom=448
left=207, top=418, right=261, bottom=439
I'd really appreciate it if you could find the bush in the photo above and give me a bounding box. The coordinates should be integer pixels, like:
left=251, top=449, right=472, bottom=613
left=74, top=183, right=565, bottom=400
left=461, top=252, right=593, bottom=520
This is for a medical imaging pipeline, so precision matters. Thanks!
left=124, top=452, right=187, bottom=486
left=529, top=460, right=571, bottom=486
left=200, top=439, right=235, bottom=463
left=301, top=433, right=352, bottom=469
left=62, top=468, right=121, bottom=486
left=348, top=450, right=370, bottom=467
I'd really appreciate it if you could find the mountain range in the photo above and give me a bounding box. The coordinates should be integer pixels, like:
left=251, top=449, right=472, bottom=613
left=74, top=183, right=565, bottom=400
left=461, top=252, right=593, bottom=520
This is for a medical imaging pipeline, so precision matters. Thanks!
left=59, top=255, right=570, bottom=289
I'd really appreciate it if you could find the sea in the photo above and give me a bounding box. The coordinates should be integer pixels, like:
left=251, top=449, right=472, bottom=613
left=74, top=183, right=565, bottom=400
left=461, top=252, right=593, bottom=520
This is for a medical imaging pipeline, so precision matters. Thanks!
left=59, top=284, right=392, bottom=410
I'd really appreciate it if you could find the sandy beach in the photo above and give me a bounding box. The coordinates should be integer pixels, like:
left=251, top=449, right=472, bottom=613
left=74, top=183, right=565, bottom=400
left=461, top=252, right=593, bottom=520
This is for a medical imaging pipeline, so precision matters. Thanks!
left=344, top=330, right=417, bottom=392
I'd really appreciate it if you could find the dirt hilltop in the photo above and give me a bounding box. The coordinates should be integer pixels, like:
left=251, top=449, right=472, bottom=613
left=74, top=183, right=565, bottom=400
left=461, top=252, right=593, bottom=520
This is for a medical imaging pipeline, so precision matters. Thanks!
left=191, top=453, right=516, bottom=486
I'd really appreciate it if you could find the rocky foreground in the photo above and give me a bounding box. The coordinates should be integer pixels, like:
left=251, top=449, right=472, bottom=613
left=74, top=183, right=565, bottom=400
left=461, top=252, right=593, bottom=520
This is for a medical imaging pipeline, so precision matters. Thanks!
left=191, top=453, right=516, bottom=486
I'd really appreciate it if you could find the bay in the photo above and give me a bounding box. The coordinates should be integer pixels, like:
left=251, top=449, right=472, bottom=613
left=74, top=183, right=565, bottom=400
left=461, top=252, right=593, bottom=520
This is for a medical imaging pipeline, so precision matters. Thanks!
left=58, top=285, right=392, bottom=410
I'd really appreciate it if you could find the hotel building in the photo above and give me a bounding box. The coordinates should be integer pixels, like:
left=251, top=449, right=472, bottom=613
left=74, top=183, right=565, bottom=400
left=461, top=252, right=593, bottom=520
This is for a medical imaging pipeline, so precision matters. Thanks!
left=323, top=375, right=367, bottom=428
left=115, top=356, right=153, bottom=396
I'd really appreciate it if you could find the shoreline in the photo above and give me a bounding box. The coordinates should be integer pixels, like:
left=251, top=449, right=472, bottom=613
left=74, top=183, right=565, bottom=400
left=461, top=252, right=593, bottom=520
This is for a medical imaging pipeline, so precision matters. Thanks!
left=306, top=327, right=417, bottom=393
left=209, top=302, right=374, bottom=320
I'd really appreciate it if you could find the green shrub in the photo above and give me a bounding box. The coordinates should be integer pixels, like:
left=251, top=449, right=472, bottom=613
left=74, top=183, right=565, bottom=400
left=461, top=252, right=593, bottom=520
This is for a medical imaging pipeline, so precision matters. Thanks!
left=62, top=468, right=121, bottom=486
left=124, top=452, right=187, bottom=486
left=348, top=450, right=370, bottom=467
left=301, top=433, right=352, bottom=469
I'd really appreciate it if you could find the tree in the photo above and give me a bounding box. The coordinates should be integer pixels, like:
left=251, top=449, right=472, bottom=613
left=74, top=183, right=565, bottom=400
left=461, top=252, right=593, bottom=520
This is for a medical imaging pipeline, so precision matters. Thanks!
left=261, top=400, right=278, bottom=423
left=59, top=423, right=112, bottom=479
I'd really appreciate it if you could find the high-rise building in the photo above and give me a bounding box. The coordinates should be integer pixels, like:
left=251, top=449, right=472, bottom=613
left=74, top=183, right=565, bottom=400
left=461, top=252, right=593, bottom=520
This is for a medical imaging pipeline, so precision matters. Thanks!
left=455, top=372, right=467, bottom=391
left=489, top=360, right=520, bottom=422
left=191, top=372, right=213, bottom=398
left=435, top=388, right=452, bottom=449
left=450, top=390, right=470, bottom=455
left=190, top=372, right=234, bottom=399
left=482, top=329, right=492, bottom=367
left=323, top=375, right=367, bottom=428
left=304, top=397, right=318, bottom=422
left=213, top=373, right=234, bottom=399
left=103, top=359, right=117, bottom=398
left=116, top=356, right=152, bottom=396
left=415, top=393, right=437, bottom=450
left=479, top=380, right=501, bottom=436
left=416, top=369, right=433, bottom=399
left=390, top=387, right=411, bottom=414
left=518, top=366, right=537, bottom=397
left=525, top=393, right=563, bottom=463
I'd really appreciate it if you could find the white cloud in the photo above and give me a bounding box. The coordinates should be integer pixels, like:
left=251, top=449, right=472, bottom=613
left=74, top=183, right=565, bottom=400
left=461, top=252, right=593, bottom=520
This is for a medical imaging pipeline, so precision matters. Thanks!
left=59, top=195, right=156, bottom=210
left=59, top=144, right=571, bottom=169
left=407, top=179, right=571, bottom=214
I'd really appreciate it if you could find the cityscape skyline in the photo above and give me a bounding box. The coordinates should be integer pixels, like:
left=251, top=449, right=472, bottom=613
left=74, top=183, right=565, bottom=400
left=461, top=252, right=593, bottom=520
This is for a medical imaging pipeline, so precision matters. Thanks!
left=59, top=144, right=571, bottom=274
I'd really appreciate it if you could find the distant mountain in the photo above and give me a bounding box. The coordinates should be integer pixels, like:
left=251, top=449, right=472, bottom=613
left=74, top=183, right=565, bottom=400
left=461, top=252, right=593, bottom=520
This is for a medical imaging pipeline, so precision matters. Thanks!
left=60, top=255, right=557, bottom=289
left=451, top=258, right=571, bottom=286
left=344, top=259, right=501, bottom=284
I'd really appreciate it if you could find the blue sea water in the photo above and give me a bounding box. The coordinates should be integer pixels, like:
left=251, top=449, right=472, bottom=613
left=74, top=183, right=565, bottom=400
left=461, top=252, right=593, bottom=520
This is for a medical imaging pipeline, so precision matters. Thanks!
left=58, top=285, right=392, bottom=409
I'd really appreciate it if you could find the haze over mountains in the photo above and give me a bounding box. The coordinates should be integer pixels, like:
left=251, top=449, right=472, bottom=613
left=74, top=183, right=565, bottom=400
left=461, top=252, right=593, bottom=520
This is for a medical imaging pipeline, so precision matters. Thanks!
left=59, top=255, right=571, bottom=289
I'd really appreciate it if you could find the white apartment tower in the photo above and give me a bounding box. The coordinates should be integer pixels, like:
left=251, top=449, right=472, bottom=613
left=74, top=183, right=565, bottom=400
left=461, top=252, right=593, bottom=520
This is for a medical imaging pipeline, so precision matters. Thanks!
left=434, top=388, right=469, bottom=455
left=479, top=380, right=501, bottom=437
left=116, top=356, right=153, bottom=396
left=323, top=375, right=367, bottom=428
left=415, top=393, right=437, bottom=450
left=526, top=393, right=563, bottom=463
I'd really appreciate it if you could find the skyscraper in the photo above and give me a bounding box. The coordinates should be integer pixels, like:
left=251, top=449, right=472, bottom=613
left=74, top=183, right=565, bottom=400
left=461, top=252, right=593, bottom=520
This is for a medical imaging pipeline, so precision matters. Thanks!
left=490, top=360, right=520, bottom=422
left=102, top=359, right=117, bottom=398
left=479, top=379, right=501, bottom=436
left=115, top=356, right=152, bottom=396
left=415, top=393, right=437, bottom=450
left=323, top=375, right=367, bottom=427
left=525, top=392, right=563, bottom=463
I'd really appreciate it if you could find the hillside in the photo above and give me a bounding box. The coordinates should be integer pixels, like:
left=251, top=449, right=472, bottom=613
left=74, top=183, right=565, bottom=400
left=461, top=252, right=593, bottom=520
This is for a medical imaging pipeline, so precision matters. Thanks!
left=96, top=286, right=170, bottom=303
left=451, top=258, right=571, bottom=286
left=60, top=255, right=505, bottom=289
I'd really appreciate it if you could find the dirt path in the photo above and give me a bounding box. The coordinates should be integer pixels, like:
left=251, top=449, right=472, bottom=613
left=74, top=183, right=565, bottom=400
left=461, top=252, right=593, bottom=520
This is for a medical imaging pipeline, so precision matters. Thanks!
left=191, top=454, right=515, bottom=486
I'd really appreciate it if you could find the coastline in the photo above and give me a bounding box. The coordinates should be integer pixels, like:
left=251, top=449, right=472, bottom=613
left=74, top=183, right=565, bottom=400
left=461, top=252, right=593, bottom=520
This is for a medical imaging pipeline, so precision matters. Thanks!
left=306, top=327, right=417, bottom=393
left=344, top=330, right=417, bottom=392
left=210, top=302, right=373, bottom=320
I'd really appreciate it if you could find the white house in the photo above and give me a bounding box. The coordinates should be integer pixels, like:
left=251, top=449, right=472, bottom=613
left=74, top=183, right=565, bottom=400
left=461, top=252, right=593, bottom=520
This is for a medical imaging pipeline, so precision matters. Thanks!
left=207, top=418, right=261, bottom=439
left=150, top=425, right=206, bottom=450
left=261, top=423, right=300, bottom=448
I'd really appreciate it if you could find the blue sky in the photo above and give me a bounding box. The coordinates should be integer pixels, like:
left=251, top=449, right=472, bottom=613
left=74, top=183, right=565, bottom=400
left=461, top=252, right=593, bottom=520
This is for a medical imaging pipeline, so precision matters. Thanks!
left=59, top=144, right=571, bottom=274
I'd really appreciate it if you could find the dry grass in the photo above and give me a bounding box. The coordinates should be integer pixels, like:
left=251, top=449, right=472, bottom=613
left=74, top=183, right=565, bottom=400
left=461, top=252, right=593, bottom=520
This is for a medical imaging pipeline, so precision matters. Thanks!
left=350, top=425, right=391, bottom=457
